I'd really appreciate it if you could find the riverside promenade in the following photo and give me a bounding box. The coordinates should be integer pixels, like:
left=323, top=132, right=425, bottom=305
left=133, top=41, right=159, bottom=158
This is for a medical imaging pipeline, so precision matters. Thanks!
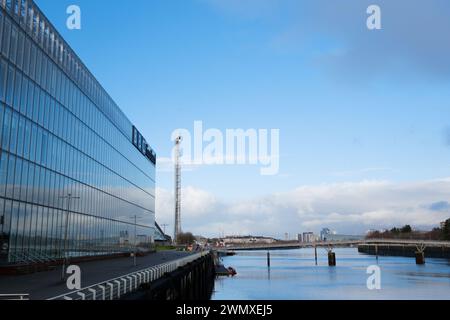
left=0, top=251, right=193, bottom=300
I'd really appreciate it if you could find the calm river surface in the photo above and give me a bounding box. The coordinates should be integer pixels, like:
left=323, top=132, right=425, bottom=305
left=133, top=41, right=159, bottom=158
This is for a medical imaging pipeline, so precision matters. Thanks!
left=212, top=248, right=450, bottom=300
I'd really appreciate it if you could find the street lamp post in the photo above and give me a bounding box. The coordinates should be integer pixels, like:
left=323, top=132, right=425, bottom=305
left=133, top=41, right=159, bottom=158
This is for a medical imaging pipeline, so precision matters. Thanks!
left=60, top=193, right=80, bottom=281
left=131, top=215, right=142, bottom=267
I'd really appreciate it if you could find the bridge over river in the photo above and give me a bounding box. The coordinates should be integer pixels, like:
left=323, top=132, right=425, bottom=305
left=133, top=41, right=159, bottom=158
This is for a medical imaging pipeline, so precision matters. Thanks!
left=216, top=239, right=450, bottom=266
left=220, top=239, right=450, bottom=251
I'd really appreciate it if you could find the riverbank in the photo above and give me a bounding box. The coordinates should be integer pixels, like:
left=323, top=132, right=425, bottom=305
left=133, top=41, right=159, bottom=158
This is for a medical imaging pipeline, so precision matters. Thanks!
left=358, top=243, right=450, bottom=259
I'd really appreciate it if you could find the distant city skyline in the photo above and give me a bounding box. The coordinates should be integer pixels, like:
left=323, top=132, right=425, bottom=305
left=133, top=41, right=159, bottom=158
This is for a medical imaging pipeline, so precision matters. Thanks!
left=35, top=0, right=450, bottom=238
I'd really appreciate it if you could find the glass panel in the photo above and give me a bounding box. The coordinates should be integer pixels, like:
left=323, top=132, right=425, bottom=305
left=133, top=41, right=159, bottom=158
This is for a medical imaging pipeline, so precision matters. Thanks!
left=48, top=208, right=55, bottom=256
left=0, top=10, right=3, bottom=44
left=16, top=114, right=25, bottom=157
left=19, top=73, right=27, bottom=114
left=2, top=106, right=12, bottom=151
left=29, top=43, right=36, bottom=80
left=17, top=31, right=24, bottom=69
left=12, top=70, right=21, bottom=111
left=0, top=103, right=4, bottom=147
left=9, top=201, right=19, bottom=257
left=35, top=206, right=42, bottom=253
left=3, top=200, right=12, bottom=239
left=28, top=205, right=38, bottom=251
left=13, top=157, right=22, bottom=199
left=5, top=65, right=14, bottom=106
left=2, top=200, right=12, bottom=262
left=22, top=203, right=31, bottom=251
left=9, top=26, right=18, bottom=64
left=9, top=110, right=18, bottom=154
left=39, top=207, right=48, bottom=255
left=0, top=59, right=6, bottom=102
left=20, top=159, right=28, bottom=202
left=1, top=18, right=11, bottom=57
left=13, top=0, right=19, bottom=15
left=16, top=202, right=26, bottom=253
left=26, top=80, right=33, bottom=118
left=41, top=131, right=48, bottom=166
left=26, top=163, right=34, bottom=203
left=22, top=36, right=29, bottom=75
left=0, top=151, right=8, bottom=197
left=0, top=198, right=4, bottom=236
left=23, top=118, right=30, bottom=159
left=29, top=123, right=37, bottom=162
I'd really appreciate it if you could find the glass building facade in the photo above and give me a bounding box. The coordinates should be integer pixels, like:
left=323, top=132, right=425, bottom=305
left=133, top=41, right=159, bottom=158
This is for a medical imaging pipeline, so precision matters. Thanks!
left=0, top=0, right=156, bottom=265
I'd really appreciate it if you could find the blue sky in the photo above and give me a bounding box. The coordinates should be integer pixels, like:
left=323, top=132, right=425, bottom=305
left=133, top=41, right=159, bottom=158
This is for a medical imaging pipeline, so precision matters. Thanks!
left=35, top=0, right=450, bottom=238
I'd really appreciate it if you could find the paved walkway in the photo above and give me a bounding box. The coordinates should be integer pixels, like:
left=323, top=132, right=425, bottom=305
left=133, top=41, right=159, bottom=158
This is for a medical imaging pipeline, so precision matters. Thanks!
left=0, top=251, right=191, bottom=300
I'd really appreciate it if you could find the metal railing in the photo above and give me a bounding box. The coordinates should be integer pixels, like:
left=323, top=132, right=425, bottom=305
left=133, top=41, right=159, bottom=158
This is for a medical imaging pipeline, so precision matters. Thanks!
left=0, top=294, right=30, bottom=300
left=9, top=249, right=58, bottom=265
left=47, top=251, right=210, bottom=301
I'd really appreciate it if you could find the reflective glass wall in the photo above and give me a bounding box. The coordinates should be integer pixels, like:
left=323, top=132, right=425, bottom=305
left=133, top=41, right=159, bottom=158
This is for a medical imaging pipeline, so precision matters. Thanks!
left=0, top=1, right=156, bottom=264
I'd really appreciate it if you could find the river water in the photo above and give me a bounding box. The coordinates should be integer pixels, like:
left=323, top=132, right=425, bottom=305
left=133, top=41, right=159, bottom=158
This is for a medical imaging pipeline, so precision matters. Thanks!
left=212, top=248, right=450, bottom=300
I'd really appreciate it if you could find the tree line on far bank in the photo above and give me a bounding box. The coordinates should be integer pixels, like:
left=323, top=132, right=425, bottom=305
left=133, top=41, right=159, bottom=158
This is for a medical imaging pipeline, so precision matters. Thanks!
left=176, top=232, right=196, bottom=245
left=366, top=218, right=450, bottom=241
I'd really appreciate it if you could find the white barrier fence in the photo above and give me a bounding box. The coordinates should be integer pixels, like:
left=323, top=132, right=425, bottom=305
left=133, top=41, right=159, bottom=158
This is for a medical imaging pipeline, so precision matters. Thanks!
left=47, top=251, right=210, bottom=301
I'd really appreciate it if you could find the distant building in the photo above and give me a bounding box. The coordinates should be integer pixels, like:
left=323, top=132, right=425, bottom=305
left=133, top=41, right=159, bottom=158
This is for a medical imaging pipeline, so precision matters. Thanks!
left=441, top=221, right=446, bottom=229
left=320, top=228, right=331, bottom=241
left=222, top=236, right=277, bottom=245
left=302, top=232, right=315, bottom=243
left=297, top=234, right=303, bottom=242
left=322, top=234, right=364, bottom=242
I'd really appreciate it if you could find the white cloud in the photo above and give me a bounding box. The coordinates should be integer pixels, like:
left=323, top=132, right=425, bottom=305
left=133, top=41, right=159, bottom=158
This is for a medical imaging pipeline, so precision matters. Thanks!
left=156, top=178, right=450, bottom=239
left=156, top=186, right=218, bottom=219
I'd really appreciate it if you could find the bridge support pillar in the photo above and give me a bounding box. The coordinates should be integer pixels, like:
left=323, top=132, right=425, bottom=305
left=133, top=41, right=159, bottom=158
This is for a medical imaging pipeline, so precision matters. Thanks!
left=314, top=246, right=318, bottom=266
left=328, top=252, right=336, bottom=267
left=415, top=244, right=426, bottom=265
left=415, top=251, right=425, bottom=265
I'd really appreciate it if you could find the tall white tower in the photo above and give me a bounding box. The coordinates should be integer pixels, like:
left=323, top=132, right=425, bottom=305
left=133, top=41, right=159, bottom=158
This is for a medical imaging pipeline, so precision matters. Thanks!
left=174, top=136, right=182, bottom=244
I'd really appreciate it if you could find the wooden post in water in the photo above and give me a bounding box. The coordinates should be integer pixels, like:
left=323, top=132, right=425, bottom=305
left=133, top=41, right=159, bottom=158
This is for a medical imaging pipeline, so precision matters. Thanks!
left=415, top=251, right=425, bottom=265
left=314, top=245, right=318, bottom=266
left=326, top=245, right=336, bottom=267
left=267, top=251, right=271, bottom=268
left=375, top=244, right=378, bottom=261
left=415, top=244, right=426, bottom=265
left=328, top=251, right=336, bottom=266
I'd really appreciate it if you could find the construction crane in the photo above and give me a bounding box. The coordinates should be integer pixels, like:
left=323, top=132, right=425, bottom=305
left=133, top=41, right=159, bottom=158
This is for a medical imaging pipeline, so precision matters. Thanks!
left=174, top=136, right=182, bottom=244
